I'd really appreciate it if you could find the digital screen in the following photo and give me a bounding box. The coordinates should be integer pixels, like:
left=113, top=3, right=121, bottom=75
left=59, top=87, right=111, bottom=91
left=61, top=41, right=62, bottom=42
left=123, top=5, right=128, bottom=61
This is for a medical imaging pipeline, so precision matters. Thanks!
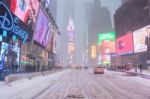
left=0, top=42, right=21, bottom=69
left=98, top=54, right=110, bottom=65
left=29, top=0, right=40, bottom=24
left=133, top=25, right=150, bottom=53
left=53, top=32, right=58, bottom=54
left=10, top=0, right=30, bottom=23
left=12, top=35, right=17, bottom=41
left=0, top=35, right=2, bottom=42
left=68, top=43, right=75, bottom=55
left=91, top=45, right=96, bottom=58
left=0, top=42, right=8, bottom=70
left=116, top=33, right=133, bottom=54
left=102, top=54, right=111, bottom=64
left=3, top=30, right=7, bottom=37
left=33, top=8, right=49, bottom=46
left=43, top=27, right=51, bottom=47
left=98, top=32, right=116, bottom=54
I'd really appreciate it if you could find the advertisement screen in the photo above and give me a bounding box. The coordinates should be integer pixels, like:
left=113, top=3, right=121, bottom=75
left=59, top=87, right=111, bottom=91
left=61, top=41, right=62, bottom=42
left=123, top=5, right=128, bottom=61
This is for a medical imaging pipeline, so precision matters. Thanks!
left=43, top=27, right=51, bottom=47
left=53, top=32, right=58, bottom=54
left=133, top=25, right=150, bottom=53
left=98, top=32, right=116, bottom=54
left=116, top=33, right=133, bottom=54
left=11, top=0, right=30, bottom=23
left=102, top=54, right=111, bottom=64
left=29, top=0, right=40, bottom=24
left=0, top=42, right=8, bottom=70
left=68, top=43, right=75, bottom=55
left=0, top=42, right=20, bottom=70
left=91, top=45, right=96, bottom=58
left=98, top=54, right=110, bottom=65
left=33, top=8, right=49, bottom=46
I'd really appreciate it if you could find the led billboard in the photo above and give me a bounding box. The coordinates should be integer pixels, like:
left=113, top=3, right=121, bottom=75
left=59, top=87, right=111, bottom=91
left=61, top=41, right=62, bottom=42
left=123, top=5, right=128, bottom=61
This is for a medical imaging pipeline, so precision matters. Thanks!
left=91, top=45, right=96, bottom=58
left=116, top=33, right=133, bottom=54
left=53, top=32, right=57, bottom=54
left=68, top=43, right=75, bottom=55
left=133, top=25, right=150, bottom=53
left=43, top=27, right=51, bottom=47
left=102, top=54, right=111, bottom=64
left=29, top=0, right=40, bottom=25
left=33, top=8, right=49, bottom=46
left=98, top=32, right=116, bottom=54
left=98, top=54, right=110, bottom=65
left=10, top=0, right=30, bottom=23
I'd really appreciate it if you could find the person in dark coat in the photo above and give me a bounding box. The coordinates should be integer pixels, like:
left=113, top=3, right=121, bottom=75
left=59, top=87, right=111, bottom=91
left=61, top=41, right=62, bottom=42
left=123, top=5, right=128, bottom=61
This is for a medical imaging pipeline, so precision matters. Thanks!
left=139, top=64, right=142, bottom=73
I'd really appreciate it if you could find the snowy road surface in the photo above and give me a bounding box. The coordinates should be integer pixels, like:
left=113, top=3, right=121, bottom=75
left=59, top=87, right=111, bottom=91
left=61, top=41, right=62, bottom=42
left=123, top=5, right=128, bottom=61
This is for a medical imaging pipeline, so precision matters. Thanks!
left=0, top=69, right=150, bottom=99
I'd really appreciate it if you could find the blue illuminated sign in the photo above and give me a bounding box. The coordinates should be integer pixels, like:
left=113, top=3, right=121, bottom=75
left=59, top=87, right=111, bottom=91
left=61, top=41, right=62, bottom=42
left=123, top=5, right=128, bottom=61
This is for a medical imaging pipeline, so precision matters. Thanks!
left=0, top=2, right=28, bottom=42
left=3, top=30, right=7, bottom=37
left=0, top=35, right=2, bottom=42
left=12, top=35, right=16, bottom=41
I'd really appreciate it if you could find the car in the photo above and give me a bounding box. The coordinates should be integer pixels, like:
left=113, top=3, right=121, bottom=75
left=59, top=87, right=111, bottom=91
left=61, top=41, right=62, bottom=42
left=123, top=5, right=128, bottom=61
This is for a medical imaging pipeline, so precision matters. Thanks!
left=94, top=66, right=104, bottom=74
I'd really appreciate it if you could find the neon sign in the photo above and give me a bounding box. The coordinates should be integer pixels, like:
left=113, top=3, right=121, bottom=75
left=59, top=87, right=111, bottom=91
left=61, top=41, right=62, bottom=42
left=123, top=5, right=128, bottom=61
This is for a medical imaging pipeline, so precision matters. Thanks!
left=0, top=2, right=28, bottom=42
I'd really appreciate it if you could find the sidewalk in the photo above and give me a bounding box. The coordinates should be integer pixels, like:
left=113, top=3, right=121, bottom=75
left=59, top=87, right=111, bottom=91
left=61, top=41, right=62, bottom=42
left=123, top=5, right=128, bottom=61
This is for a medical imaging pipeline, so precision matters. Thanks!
left=4, top=68, right=65, bottom=84
left=126, top=68, right=150, bottom=79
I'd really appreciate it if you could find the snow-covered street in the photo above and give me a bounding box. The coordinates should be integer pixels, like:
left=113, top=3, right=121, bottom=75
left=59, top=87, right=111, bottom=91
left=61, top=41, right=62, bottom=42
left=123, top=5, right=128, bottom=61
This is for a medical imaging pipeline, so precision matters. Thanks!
left=0, top=69, right=150, bottom=99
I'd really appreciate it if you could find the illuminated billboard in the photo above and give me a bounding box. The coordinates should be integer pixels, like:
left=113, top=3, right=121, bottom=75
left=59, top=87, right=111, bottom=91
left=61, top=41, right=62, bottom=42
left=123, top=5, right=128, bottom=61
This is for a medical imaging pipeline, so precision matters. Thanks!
left=10, top=0, right=30, bottom=23
left=133, top=25, right=150, bottom=53
left=91, top=45, right=96, bottom=58
left=53, top=31, right=58, bottom=54
left=98, top=32, right=116, bottom=54
left=0, top=2, right=29, bottom=42
left=43, top=27, right=51, bottom=47
left=33, top=8, right=49, bottom=46
left=102, top=54, right=111, bottom=64
left=68, top=43, right=75, bottom=55
left=29, top=0, right=40, bottom=24
left=98, top=54, right=110, bottom=65
left=116, top=33, right=133, bottom=54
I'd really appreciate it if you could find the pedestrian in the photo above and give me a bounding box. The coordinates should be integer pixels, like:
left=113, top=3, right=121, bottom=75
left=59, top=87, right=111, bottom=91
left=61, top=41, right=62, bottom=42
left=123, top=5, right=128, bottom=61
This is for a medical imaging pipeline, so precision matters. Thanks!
left=135, top=64, right=137, bottom=72
left=148, top=66, right=150, bottom=74
left=139, top=64, right=142, bottom=73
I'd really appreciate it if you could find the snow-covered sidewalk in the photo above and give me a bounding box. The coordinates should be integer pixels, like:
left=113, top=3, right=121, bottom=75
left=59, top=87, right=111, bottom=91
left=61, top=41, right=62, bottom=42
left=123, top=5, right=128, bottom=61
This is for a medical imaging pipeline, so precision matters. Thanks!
left=0, top=69, right=71, bottom=99
left=126, top=68, right=150, bottom=79
left=128, top=68, right=150, bottom=75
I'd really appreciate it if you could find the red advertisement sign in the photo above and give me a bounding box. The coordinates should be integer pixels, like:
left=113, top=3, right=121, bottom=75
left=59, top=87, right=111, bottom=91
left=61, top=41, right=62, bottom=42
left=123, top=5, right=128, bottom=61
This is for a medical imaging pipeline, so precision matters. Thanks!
left=10, top=0, right=30, bottom=23
left=116, top=33, right=133, bottom=54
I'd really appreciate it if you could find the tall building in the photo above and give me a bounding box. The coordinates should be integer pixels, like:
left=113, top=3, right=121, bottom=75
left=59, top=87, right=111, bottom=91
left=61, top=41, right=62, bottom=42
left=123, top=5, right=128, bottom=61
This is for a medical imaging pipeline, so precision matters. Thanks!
left=85, top=0, right=112, bottom=65
left=48, top=0, right=57, bottom=21
left=67, top=17, right=75, bottom=65
left=56, top=0, right=75, bottom=65
left=114, top=0, right=150, bottom=68
left=88, top=0, right=112, bottom=45
left=114, top=0, right=149, bottom=38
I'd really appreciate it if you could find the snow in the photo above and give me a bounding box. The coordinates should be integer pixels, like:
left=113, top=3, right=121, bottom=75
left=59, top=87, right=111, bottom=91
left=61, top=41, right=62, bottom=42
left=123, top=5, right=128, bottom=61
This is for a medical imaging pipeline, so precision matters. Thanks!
left=0, top=69, right=150, bottom=99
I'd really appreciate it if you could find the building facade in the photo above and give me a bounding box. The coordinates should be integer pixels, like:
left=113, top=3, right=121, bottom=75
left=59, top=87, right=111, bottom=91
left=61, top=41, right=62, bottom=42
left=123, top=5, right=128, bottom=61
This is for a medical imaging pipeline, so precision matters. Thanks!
left=113, top=0, right=150, bottom=68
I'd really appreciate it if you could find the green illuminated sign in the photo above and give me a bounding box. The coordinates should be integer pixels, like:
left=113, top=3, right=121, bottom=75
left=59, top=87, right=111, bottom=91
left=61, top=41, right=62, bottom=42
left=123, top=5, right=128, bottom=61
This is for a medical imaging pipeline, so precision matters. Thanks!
left=98, top=32, right=116, bottom=45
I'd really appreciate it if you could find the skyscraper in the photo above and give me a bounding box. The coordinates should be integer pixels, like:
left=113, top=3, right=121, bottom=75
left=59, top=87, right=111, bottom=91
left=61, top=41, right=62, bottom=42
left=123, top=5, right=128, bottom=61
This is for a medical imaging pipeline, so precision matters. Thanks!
left=56, top=0, right=75, bottom=65
left=85, top=0, right=112, bottom=65
left=88, top=0, right=112, bottom=45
